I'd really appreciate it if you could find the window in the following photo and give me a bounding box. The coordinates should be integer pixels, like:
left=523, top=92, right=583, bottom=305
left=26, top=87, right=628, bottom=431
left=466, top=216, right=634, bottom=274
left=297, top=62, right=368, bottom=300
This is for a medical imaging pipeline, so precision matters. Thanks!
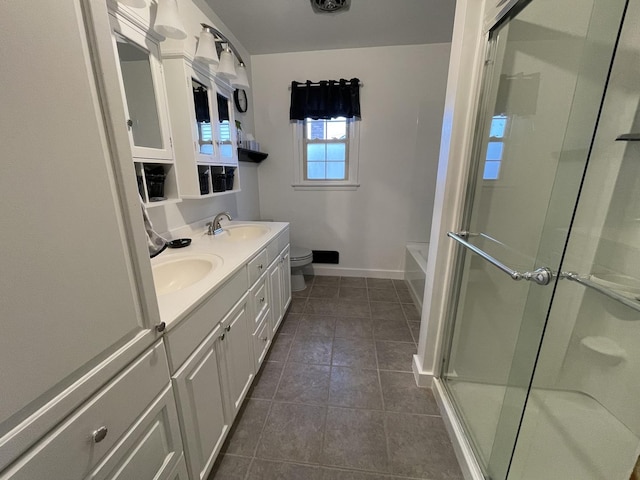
left=483, top=115, right=508, bottom=180
left=293, top=117, right=360, bottom=189
left=304, top=117, right=349, bottom=180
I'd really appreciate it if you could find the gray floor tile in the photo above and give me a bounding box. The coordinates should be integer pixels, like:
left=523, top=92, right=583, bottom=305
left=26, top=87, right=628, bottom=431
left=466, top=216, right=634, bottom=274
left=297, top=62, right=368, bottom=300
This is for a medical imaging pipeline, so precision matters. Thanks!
left=339, top=286, right=368, bottom=300
left=401, top=303, right=421, bottom=322
left=375, top=341, right=416, bottom=372
left=293, top=286, right=311, bottom=298
left=392, top=280, right=409, bottom=292
left=379, top=371, right=439, bottom=415
left=322, top=468, right=401, bottom=480
left=222, top=399, right=271, bottom=456
left=306, top=298, right=341, bottom=316
left=279, top=313, right=301, bottom=335
left=257, top=402, right=326, bottom=463
left=249, top=361, right=284, bottom=399
left=409, top=322, right=421, bottom=344
left=335, top=317, right=374, bottom=339
left=275, top=363, right=331, bottom=404
left=314, top=275, right=341, bottom=285
left=329, top=367, right=383, bottom=410
left=265, top=334, right=293, bottom=362
left=322, top=407, right=389, bottom=473
left=248, top=459, right=324, bottom=479
left=288, top=335, right=333, bottom=365
left=372, top=320, right=414, bottom=343
left=207, top=454, right=252, bottom=480
left=396, top=289, right=414, bottom=304
left=332, top=337, right=377, bottom=369
left=370, top=302, right=405, bottom=321
left=386, top=412, right=464, bottom=479
left=366, top=278, right=394, bottom=289
left=335, top=300, right=371, bottom=318
left=288, top=297, right=307, bottom=313
left=298, top=314, right=337, bottom=337
left=340, top=276, right=367, bottom=288
left=368, top=288, right=399, bottom=303
left=310, top=285, right=340, bottom=299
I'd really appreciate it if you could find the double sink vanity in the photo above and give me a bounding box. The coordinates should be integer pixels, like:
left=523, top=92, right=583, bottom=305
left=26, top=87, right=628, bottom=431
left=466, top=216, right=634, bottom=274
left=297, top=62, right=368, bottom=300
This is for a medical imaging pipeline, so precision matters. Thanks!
left=153, top=220, right=291, bottom=480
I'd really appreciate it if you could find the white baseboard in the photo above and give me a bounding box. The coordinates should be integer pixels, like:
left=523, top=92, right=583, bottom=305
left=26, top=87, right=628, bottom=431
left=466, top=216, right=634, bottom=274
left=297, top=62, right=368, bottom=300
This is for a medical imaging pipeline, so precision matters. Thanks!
left=306, top=265, right=405, bottom=279
left=432, top=378, right=485, bottom=480
left=412, top=354, right=433, bottom=388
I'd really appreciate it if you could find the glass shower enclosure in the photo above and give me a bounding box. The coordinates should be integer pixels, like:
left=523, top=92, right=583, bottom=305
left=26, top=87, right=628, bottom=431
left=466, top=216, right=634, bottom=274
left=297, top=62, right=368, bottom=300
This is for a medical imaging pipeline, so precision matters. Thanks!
left=440, top=0, right=640, bottom=478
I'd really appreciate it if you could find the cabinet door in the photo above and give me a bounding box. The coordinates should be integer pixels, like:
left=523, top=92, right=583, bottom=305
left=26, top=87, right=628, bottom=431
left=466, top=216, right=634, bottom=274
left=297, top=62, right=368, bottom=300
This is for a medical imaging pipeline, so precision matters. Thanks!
left=173, top=324, right=229, bottom=480
left=268, top=260, right=283, bottom=336
left=220, top=295, right=254, bottom=419
left=280, top=248, right=292, bottom=314
left=109, top=13, right=173, bottom=161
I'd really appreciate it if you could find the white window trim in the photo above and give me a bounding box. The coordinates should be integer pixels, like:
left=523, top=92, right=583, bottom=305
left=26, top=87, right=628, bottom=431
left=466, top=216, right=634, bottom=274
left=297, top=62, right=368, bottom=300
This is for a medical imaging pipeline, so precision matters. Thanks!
left=292, top=119, right=360, bottom=190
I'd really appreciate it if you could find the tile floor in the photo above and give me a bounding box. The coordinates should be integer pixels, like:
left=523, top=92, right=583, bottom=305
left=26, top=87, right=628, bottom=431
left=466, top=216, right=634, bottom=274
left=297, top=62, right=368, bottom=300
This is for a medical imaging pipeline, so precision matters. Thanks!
left=208, top=276, right=463, bottom=480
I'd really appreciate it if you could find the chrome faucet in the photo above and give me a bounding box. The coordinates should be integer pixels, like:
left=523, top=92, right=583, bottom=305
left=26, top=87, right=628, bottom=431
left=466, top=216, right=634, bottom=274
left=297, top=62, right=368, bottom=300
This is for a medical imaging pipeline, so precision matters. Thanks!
left=206, top=212, right=232, bottom=235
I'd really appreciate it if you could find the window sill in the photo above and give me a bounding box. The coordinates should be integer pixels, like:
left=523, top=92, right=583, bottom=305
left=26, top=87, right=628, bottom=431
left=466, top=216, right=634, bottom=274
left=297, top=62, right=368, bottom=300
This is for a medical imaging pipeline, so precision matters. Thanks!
left=292, top=183, right=360, bottom=191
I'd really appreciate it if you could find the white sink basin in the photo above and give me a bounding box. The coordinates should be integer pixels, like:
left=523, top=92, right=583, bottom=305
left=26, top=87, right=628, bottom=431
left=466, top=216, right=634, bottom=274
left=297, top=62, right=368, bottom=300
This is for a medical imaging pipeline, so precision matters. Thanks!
left=152, top=253, right=222, bottom=296
left=219, top=224, right=270, bottom=242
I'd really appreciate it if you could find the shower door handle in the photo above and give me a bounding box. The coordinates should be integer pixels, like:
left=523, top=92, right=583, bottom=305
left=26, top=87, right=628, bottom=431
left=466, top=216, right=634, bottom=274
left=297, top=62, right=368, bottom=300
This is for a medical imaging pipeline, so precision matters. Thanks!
left=447, top=232, right=554, bottom=286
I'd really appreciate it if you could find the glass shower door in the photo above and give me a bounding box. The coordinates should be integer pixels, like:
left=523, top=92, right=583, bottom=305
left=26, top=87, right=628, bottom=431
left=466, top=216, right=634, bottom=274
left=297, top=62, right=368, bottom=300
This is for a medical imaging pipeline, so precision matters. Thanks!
left=440, top=0, right=627, bottom=479
left=508, top=1, right=640, bottom=478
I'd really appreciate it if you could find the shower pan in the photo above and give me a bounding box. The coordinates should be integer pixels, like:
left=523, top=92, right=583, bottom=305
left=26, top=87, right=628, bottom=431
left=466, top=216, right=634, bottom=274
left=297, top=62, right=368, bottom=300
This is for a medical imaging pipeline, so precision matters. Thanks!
left=438, top=0, right=640, bottom=478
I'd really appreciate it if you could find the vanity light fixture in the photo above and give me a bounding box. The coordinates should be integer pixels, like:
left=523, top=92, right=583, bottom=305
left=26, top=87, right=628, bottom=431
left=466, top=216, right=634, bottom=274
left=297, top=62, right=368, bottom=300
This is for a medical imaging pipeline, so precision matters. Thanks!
left=217, top=44, right=237, bottom=79
left=153, top=0, right=187, bottom=40
left=194, top=25, right=219, bottom=65
left=232, top=63, right=250, bottom=90
left=196, top=24, right=250, bottom=88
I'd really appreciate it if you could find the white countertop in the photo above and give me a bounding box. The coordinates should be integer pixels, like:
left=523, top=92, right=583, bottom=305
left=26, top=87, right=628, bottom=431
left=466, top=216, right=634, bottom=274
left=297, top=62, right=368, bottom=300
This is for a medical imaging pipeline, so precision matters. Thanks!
left=151, top=221, right=289, bottom=329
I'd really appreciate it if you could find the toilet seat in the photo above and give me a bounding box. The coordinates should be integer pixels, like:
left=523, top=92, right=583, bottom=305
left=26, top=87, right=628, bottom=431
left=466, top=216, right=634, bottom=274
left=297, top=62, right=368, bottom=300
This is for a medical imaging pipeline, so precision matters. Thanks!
left=290, top=246, right=313, bottom=263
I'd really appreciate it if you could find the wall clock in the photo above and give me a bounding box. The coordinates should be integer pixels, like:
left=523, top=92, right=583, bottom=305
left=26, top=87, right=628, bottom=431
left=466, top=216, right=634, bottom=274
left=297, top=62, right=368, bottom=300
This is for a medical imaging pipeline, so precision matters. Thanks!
left=234, top=89, right=248, bottom=113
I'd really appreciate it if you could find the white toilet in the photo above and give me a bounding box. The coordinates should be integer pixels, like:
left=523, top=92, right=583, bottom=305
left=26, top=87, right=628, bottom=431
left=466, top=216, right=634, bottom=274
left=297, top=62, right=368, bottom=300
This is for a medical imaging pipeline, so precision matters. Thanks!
left=290, top=246, right=313, bottom=291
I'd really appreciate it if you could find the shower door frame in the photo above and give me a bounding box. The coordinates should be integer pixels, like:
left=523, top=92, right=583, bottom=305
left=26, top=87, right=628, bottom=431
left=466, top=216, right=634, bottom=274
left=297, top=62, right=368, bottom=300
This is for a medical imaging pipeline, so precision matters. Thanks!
left=428, top=1, right=551, bottom=479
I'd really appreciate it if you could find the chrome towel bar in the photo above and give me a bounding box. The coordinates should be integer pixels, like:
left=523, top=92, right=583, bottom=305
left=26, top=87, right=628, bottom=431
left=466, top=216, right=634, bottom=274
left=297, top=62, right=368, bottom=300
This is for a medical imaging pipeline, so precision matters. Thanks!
left=447, top=231, right=553, bottom=286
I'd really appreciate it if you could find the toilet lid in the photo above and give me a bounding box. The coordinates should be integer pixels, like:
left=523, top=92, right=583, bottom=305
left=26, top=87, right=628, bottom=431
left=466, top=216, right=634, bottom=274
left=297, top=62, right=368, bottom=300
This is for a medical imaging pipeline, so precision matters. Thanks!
left=290, top=246, right=312, bottom=261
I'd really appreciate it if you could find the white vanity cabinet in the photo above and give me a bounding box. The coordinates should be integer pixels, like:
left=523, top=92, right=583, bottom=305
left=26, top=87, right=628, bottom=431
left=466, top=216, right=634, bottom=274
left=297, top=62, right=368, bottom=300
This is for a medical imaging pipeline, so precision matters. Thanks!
left=109, top=7, right=180, bottom=207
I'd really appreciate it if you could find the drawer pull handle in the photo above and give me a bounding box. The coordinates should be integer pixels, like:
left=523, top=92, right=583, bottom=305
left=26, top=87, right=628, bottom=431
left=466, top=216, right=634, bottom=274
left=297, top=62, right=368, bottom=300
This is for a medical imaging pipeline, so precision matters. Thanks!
left=226, top=325, right=231, bottom=332
left=261, top=336, right=268, bottom=342
left=257, top=264, right=263, bottom=270
left=155, top=322, right=166, bottom=333
left=92, top=426, right=108, bottom=443
left=220, top=333, right=226, bottom=341
left=260, top=297, right=265, bottom=303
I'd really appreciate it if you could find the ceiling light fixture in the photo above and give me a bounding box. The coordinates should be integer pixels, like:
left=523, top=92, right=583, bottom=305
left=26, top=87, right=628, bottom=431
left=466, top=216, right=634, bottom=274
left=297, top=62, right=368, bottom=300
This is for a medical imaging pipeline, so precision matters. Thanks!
left=310, top=0, right=351, bottom=13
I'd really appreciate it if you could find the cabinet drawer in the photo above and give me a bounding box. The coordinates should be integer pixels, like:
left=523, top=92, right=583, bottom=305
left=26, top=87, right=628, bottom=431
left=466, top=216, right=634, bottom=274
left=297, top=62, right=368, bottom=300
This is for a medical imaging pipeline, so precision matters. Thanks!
left=247, top=249, right=268, bottom=286
left=252, top=312, right=271, bottom=370
left=1, top=341, right=170, bottom=480
left=87, top=385, right=183, bottom=480
left=250, top=275, right=269, bottom=327
left=165, top=267, right=248, bottom=372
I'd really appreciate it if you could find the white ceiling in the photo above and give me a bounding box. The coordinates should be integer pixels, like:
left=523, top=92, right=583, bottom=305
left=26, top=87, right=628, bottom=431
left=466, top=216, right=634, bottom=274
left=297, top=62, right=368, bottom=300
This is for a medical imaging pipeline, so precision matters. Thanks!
left=204, top=0, right=457, bottom=55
